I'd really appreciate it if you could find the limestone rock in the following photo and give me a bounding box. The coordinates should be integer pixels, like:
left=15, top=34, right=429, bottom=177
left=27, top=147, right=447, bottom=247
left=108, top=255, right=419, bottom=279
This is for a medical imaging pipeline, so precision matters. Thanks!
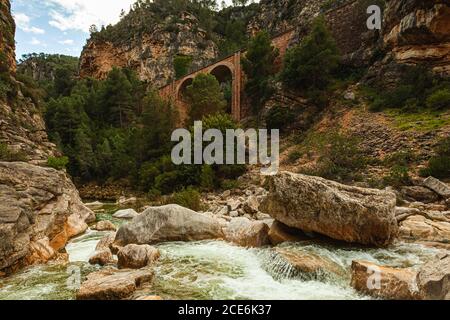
left=351, top=261, right=420, bottom=300
left=243, top=196, right=260, bottom=214
left=136, top=296, right=163, bottom=300
left=92, top=220, right=117, bottom=232
left=223, top=218, right=270, bottom=248
left=261, top=172, right=398, bottom=246
left=76, top=268, right=153, bottom=300
left=114, top=205, right=224, bottom=246
left=400, top=186, right=440, bottom=203
left=399, top=215, right=450, bottom=243
left=117, top=244, right=160, bottom=269
left=423, top=177, right=450, bottom=199
left=275, top=249, right=345, bottom=278
left=79, top=12, right=218, bottom=87
left=0, top=162, right=94, bottom=272
left=417, top=254, right=450, bottom=300
left=89, top=250, right=114, bottom=266
left=96, top=232, right=116, bottom=252
left=113, top=209, right=139, bottom=219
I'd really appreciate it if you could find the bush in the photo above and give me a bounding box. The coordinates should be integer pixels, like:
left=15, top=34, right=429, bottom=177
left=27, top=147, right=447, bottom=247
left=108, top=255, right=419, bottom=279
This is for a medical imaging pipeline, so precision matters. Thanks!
left=173, top=55, right=192, bottom=79
left=383, top=165, right=411, bottom=187
left=287, top=150, right=302, bottom=163
left=167, top=187, right=202, bottom=211
left=265, top=106, right=296, bottom=132
left=421, top=137, right=450, bottom=179
left=46, top=156, right=69, bottom=170
left=200, top=165, right=215, bottom=191
left=426, top=89, right=450, bottom=110
left=300, top=132, right=366, bottom=182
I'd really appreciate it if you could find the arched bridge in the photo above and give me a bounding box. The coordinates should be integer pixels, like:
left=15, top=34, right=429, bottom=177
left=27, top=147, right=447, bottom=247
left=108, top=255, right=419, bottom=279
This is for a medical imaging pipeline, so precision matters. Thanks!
left=159, top=29, right=295, bottom=123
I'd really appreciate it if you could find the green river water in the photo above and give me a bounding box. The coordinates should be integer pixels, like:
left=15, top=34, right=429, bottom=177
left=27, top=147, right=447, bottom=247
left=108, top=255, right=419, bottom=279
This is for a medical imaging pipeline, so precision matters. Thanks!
left=0, top=207, right=440, bottom=300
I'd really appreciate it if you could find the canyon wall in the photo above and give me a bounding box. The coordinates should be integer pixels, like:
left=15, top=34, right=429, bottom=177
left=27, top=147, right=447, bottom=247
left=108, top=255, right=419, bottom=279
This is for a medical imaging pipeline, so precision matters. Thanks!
left=0, top=0, right=94, bottom=274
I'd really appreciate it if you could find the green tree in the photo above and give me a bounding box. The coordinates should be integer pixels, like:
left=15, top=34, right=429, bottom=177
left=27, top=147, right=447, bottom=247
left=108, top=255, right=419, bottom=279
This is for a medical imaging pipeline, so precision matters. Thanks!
left=186, top=73, right=227, bottom=121
left=100, top=67, right=133, bottom=128
left=241, top=31, right=279, bottom=115
left=173, top=55, right=193, bottom=79
left=281, top=17, right=340, bottom=92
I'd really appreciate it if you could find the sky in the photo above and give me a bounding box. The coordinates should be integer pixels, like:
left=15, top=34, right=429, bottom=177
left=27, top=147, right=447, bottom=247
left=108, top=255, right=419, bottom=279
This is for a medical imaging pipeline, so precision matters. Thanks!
left=11, top=0, right=243, bottom=60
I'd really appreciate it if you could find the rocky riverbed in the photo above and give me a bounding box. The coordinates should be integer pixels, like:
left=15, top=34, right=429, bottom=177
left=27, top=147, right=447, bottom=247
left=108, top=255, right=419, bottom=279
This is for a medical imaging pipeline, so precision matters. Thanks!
left=1, top=172, right=449, bottom=300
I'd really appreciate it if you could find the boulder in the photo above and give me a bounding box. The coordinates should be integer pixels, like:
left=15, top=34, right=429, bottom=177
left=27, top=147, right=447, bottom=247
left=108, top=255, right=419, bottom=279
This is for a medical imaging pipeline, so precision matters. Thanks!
left=423, top=177, right=450, bottom=199
left=243, top=196, right=259, bottom=214
left=113, top=209, right=139, bottom=219
left=223, top=218, right=270, bottom=248
left=227, top=199, right=241, bottom=211
left=261, top=172, right=398, bottom=246
left=76, top=268, right=153, bottom=300
left=89, top=250, right=114, bottom=266
left=118, top=197, right=137, bottom=206
left=417, top=254, right=450, bottom=300
left=400, top=186, right=440, bottom=204
left=274, top=249, right=344, bottom=278
left=351, top=261, right=420, bottom=300
left=92, top=220, right=117, bottom=232
left=399, top=215, right=450, bottom=243
left=84, top=201, right=105, bottom=210
left=268, top=220, right=309, bottom=245
left=114, top=205, right=224, bottom=246
left=96, top=232, right=116, bottom=252
left=117, top=244, right=160, bottom=269
left=0, top=162, right=94, bottom=273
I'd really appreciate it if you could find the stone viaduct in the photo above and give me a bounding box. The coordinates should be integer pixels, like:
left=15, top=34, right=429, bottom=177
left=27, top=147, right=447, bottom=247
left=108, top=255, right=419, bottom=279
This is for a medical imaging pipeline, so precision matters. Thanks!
left=159, top=29, right=295, bottom=123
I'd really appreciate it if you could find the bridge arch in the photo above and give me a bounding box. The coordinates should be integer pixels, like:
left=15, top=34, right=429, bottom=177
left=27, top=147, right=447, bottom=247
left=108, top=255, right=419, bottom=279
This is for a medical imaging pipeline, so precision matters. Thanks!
left=209, top=64, right=234, bottom=114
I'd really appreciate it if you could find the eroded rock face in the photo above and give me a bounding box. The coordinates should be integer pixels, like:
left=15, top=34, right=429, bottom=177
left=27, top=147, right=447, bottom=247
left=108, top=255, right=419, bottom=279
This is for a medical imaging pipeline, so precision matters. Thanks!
left=79, top=12, right=218, bottom=87
left=0, top=162, right=95, bottom=273
left=117, top=244, right=160, bottom=269
left=223, top=218, right=270, bottom=248
left=261, top=172, right=398, bottom=246
left=114, top=205, right=224, bottom=246
left=417, top=254, right=450, bottom=300
left=383, top=0, right=450, bottom=75
left=351, top=261, right=420, bottom=300
left=76, top=268, right=153, bottom=300
left=399, top=215, right=450, bottom=244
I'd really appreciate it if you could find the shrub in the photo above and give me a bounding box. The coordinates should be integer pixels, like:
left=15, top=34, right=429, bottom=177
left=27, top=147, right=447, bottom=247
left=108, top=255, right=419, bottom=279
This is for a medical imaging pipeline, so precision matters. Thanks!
left=265, top=106, right=296, bottom=132
left=383, top=165, right=411, bottom=187
left=287, top=150, right=302, bottom=163
left=200, top=165, right=215, bottom=191
left=300, top=132, right=366, bottom=182
left=167, top=187, right=202, bottom=211
left=173, top=55, right=192, bottom=79
left=220, top=179, right=241, bottom=190
left=426, top=89, right=450, bottom=110
left=421, top=136, right=450, bottom=179
left=46, top=156, right=69, bottom=170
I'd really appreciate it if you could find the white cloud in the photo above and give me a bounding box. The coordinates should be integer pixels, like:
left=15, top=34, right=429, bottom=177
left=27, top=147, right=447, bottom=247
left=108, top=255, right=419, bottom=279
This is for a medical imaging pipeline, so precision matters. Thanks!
left=44, top=0, right=136, bottom=33
left=14, top=12, right=46, bottom=34
left=30, top=37, right=41, bottom=45
left=59, top=39, right=75, bottom=45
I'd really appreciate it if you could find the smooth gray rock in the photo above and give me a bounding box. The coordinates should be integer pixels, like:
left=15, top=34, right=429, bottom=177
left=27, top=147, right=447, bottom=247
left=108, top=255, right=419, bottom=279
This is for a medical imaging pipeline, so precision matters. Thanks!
left=114, top=205, right=224, bottom=246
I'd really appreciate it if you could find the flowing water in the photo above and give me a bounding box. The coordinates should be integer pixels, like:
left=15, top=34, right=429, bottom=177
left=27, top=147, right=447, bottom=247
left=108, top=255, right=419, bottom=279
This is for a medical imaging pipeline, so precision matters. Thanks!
left=0, top=210, right=441, bottom=300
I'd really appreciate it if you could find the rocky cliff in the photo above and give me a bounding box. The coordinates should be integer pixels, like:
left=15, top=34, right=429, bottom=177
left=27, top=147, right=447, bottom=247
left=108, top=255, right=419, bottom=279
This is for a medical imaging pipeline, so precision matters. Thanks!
left=0, top=0, right=15, bottom=74
left=383, top=0, right=450, bottom=75
left=0, top=0, right=94, bottom=274
left=79, top=11, right=218, bottom=87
